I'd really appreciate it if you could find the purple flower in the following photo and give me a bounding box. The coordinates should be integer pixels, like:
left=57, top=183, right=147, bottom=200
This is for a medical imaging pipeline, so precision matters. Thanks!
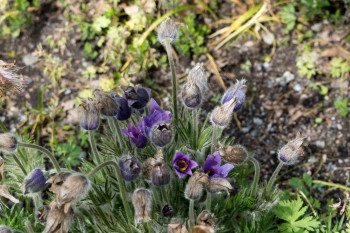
left=113, top=95, right=132, bottom=121
left=173, top=151, right=198, bottom=178
left=23, top=169, right=47, bottom=194
left=122, top=122, right=148, bottom=148
left=221, top=80, right=247, bottom=112
left=202, top=151, right=234, bottom=179
left=122, top=85, right=151, bottom=109
left=142, top=98, right=172, bottom=137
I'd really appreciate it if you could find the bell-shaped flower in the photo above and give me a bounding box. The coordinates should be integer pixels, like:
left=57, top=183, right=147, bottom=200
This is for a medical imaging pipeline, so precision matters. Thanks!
left=122, top=121, right=148, bottom=148
left=202, top=152, right=234, bottom=179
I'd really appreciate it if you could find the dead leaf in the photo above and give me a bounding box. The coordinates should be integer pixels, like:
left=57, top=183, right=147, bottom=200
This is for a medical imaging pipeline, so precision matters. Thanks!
left=0, top=157, right=4, bottom=182
left=0, top=185, right=19, bottom=203
left=321, top=46, right=350, bottom=59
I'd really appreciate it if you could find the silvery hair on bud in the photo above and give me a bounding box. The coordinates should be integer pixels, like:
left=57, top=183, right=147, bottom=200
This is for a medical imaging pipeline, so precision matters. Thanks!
left=157, top=17, right=178, bottom=45
left=185, top=171, right=209, bottom=200
left=0, top=133, right=18, bottom=154
left=181, top=80, right=202, bottom=109
left=132, top=188, right=152, bottom=225
left=188, top=63, right=208, bottom=95
left=210, top=97, right=237, bottom=128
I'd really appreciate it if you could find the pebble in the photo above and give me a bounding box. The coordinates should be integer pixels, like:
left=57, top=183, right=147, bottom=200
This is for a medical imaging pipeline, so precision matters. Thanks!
left=242, top=127, right=250, bottom=133
left=276, top=71, right=295, bottom=86
left=315, top=140, right=325, bottom=148
left=311, top=23, right=322, bottom=32
left=270, top=150, right=276, bottom=155
left=262, top=32, right=275, bottom=45
left=22, top=54, right=37, bottom=66
left=253, top=117, right=263, bottom=125
left=64, top=89, right=72, bottom=95
left=263, top=62, right=270, bottom=69
left=293, top=83, right=302, bottom=92
left=250, top=129, right=258, bottom=137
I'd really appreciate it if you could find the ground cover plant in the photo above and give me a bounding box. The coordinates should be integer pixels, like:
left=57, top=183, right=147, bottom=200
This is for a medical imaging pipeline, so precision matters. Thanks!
left=0, top=0, right=349, bottom=232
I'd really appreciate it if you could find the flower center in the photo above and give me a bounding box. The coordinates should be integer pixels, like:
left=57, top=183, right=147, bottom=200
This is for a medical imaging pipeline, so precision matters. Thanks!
left=205, top=169, right=215, bottom=176
left=176, top=160, right=188, bottom=172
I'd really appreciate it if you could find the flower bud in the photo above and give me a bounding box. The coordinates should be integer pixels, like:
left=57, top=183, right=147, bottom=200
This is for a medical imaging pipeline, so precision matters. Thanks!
left=278, top=133, right=305, bottom=165
left=152, top=157, right=171, bottom=186
left=79, top=99, right=99, bottom=131
left=43, top=203, right=73, bottom=233
left=36, top=205, right=50, bottom=224
left=118, top=155, right=141, bottom=182
left=132, top=188, right=152, bottom=225
left=185, top=171, right=209, bottom=200
left=217, top=144, right=248, bottom=165
left=162, top=204, right=173, bottom=217
left=168, top=218, right=188, bottom=233
left=150, top=121, right=173, bottom=147
left=23, top=168, right=47, bottom=194
left=181, top=80, right=202, bottom=109
left=47, top=172, right=72, bottom=194
left=0, top=133, right=18, bottom=153
left=206, top=178, right=233, bottom=195
left=221, top=79, right=247, bottom=112
left=122, top=85, right=151, bottom=110
left=0, top=60, right=26, bottom=98
left=192, top=225, right=214, bottom=233
left=157, top=18, right=178, bottom=45
left=210, top=97, right=237, bottom=128
left=122, top=122, right=148, bottom=148
left=197, top=210, right=215, bottom=228
left=113, top=95, right=132, bottom=121
left=188, top=63, right=208, bottom=95
left=94, top=89, right=119, bottom=117
left=0, top=225, right=12, bottom=233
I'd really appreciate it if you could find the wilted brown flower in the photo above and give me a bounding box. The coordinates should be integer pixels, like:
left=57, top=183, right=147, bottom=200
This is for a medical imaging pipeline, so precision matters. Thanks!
left=192, top=225, right=214, bottom=233
left=47, top=172, right=72, bottom=194
left=217, top=143, right=248, bottom=165
left=278, top=133, right=305, bottom=165
left=197, top=210, right=215, bottom=228
left=185, top=171, right=209, bottom=200
left=210, top=97, right=237, bottom=128
left=168, top=218, right=188, bottom=233
left=0, top=60, right=25, bottom=98
left=206, top=178, right=233, bottom=195
left=132, top=188, right=152, bottom=225
left=43, top=203, right=73, bottom=233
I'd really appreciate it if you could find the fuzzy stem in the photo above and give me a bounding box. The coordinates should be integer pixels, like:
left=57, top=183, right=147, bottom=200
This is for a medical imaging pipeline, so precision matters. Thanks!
left=25, top=221, right=35, bottom=233
left=13, top=154, right=27, bottom=175
left=32, top=193, right=42, bottom=209
left=189, top=199, right=195, bottom=230
left=164, top=38, right=178, bottom=123
left=111, top=117, right=129, bottom=152
left=248, top=156, right=260, bottom=197
left=88, top=131, right=102, bottom=165
left=211, top=126, right=218, bottom=153
left=87, top=160, right=133, bottom=223
left=192, top=109, right=198, bottom=148
left=266, top=161, right=284, bottom=196
left=18, top=142, right=61, bottom=172
left=205, top=193, right=212, bottom=211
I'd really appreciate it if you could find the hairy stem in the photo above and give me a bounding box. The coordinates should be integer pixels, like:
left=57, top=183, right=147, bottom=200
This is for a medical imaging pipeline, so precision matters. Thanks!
left=189, top=199, right=195, bottom=230
left=211, top=126, right=218, bottom=153
left=88, top=131, right=102, bottom=165
left=192, top=109, right=198, bottom=148
left=266, top=161, right=284, bottom=197
left=248, top=156, right=260, bottom=197
left=112, top=117, right=128, bottom=152
left=13, top=154, right=27, bottom=175
left=18, top=142, right=61, bottom=172
left=25, top=221, right=35, bottom=233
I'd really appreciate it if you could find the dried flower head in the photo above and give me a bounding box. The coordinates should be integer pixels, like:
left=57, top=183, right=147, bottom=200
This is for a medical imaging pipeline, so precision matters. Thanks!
left=151, top=156, right=171, bottom=186
left=0, top=225, right=12, bottom=233
left=47, top=172, right=72, bottom=194
left=142, top=157, right=157, bottom=181
left=278, top=133, right=305, bottom=165
left=188, top=63, right=208, bottom=95
left=157, top=18, right=178, bottom=45
left=192, top=225, right=214, bottom=233
left=122, top=85, right=151, bottom=110
left=197, top=210, right=215, bottom=228
left=217, top=144, right=248, bottom=165
left=79, top=99, right=100, bottom=131
left=168, top=218, right=188, bottom=233
left=206, top=178, right=233, bottom=195
left=221, top=79, right=247, bottom=112
left=43, top=203, right=73, bottom=233
left=132, top=188, right=152, bottom=225
left=119, top=155, right=141, bottom=182
left=162, top=204, right=173, bottom=217
left=94, top=89, right=119, bottom=117
left=36, top=205, right=51, bottom=224
left=181, top=80, right=202, bottom=109
left=0, top=133, right=18, bottom=154
left=185, top=171, right=209, bottom=200
left=0, top=60, right=26, bottom=98
left=22, top=168, right=47, bottom=194
left=210, top=97, right=237, bottom=128
left=150, top=121, right=173, bottom=147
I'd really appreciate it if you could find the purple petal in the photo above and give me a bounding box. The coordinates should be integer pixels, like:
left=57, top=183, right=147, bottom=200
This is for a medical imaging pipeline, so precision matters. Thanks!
left=202, top=152, right=221, bottom=172
left=150, top=98, right=162, bottom=114
left=216, top=164, right=234, bottom=178
left=189, top=160, right=198, bottom=170
left=175, top=169, right=187, bottom=178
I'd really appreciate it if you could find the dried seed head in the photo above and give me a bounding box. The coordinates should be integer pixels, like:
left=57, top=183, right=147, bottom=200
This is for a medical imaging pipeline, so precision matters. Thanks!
left=192, top=225, right=214, bottom=233
left=217, top=144, right=248, bottom=165
left=188, top=63, right=208, bottom=95
left=168, top=218, right=188, bottom=233
left=0, top=133, right=18, bottom=154
left=181, top=80, right=202, bottom=109
left=150, top=121, right=173, bottom=147
left=119, top=155, right=141, bottom=182
left=22, top=168, right=47, bottom=194
left=151, top=157, right=171, bottom=186
left=0, top=60, right=26, bottom=98
left=43, top=203, right=73, bottom=233
left=79, top=99, right=100, bottom=131
left=197, top=210, right=215, bottom=228
left=47, top=172, right=72, bottom=194
left=210, top=97, right=237, bottom=128
left=157, top=18, right=178, bottom=45
left=142, top=157, right=157, bottom=181
left=162, top=204, right=173, bottom=217
left=132, top=188, right=152, bottom=225
left=278, top=133, right=305, bottom=165
left=206, top=178, right=233, bottom=194
left=185, top=171, right=209, bottom=200
left=36, top=205, right=51, bottom=225
left=0, top=225, right=12, bottom=233
left=221, top=79, right=247, bottom=112
left=94, top=89, right=119, bottom=117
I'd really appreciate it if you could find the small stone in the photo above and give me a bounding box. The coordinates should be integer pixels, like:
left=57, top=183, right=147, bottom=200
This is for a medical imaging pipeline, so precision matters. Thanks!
left=276, top=71, right=295, bottom=86
left=262, top=32, right=275, bottom=45
left=315, top=140, right=325, bottom=148
left=22, top=54, right=37, bottom=66
left=293, top=84, right=302, bottom=92
left=311, top=23, right=322, bottom=32
left=250, top=129, right=258, bottom=137
left=270, top=150, right=276, bottom=155
left=253, top=117, right=263, bottom=125
left=242, top=127, right=250, bottom=133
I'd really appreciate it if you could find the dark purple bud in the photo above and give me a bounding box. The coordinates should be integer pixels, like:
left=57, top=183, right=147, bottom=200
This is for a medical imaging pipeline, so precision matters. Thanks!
left=79, top=99, right=99, bottom=131
left=122, top=122, right=148, bottom=148
left=152, top=158, right=171, bottom=186
left=94, top=89, right=119, bottom=117
left=0, top=133, right=18, bottom=153
left=162, top=204, right=173, bottom=217
left=150, top=122, right=172, bottom=147
left=36, top=205, right=50, bottom=224
left=122, top=85, right=151, bottom=109
left=119, top=155, right=141, bottom=182
left=181, top=80, right=202, bottom=109
left=113, top=96, right=132, bottom=121
left=23, top=169, right=47, bottom=194
left=221, top=80, right=247, bottom=112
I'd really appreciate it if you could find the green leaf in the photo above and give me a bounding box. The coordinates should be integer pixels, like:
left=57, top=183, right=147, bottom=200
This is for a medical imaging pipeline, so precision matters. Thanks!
left=334, top=98, right=348, bottom=117
left=92, top=16, right=111, bottom=33
left=303, top=173, right=312, bottom=188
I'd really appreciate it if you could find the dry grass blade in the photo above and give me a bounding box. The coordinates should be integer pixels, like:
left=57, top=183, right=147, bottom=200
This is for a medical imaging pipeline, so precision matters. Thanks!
left=206, top=53, right=227, bottom=90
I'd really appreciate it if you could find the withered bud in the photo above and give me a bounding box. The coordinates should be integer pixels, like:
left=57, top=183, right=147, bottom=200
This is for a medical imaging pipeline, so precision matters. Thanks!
left=150, top=121, right=173, bottom=147
left=43, top=203, right=73, bottom=233
left=0, top=225, right=12, bottom=233
left=47, top=172, right=72, bottom=194
left=119, top=155, right=141, bottom=182
left=185, top=171, right=209, bottom=200
left=168, top=218, right=188, bottom=233
left=217, top=144, right=248, bottom=165
left=192, top=225, right=214, bottom=233
left=79, top=99, right=100, bottom=131
left=0, top=133, right=18, bottom=154
left=36, top=205, right=51, bottom=225
left=162, top=204, right=173, bottom=217
left=0, top=60, right=26, bottom=98
left=206, top=178, right=233, bottom=195
left=142, top=151, right=163, bottom=181
left=94, top=89, right=119, bottom=117
left=152, top=156, right=171, bottom=186
left=210, top=97, right=237, bottom=128
left=181, top=80, right=202, bottom=109
left=188, top=63, right=208, bottom=95
left=278, top=133, right=305, bottom=165
left=197, top=210, right=215, bottom=228
left=132, top=188, right=152, bottom=225
left=157, top=18, right=178, bottom=45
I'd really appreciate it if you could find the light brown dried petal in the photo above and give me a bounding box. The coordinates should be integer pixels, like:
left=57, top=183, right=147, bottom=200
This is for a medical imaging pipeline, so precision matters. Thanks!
left=185, top=171, right=209, bottom=200
left=197, top=210, right=215, bottom=228
left=168, top=218, right=188, bottom=233
left=0, top=158, right=4, bottom=182
left=192, top=225, right=214, bottom=233
left=47, top=172, right=72, bottom=194
left=210, top=97, right=237, bottom=128
left=0, top=185, right=19, bottom=203
left=206, top=178, right=233, bottom=195
left=217, top=144, right=248, bottom=165
left=132, top=188, right=152, bottom=225
left=43, top=203, right=73, bottom=233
